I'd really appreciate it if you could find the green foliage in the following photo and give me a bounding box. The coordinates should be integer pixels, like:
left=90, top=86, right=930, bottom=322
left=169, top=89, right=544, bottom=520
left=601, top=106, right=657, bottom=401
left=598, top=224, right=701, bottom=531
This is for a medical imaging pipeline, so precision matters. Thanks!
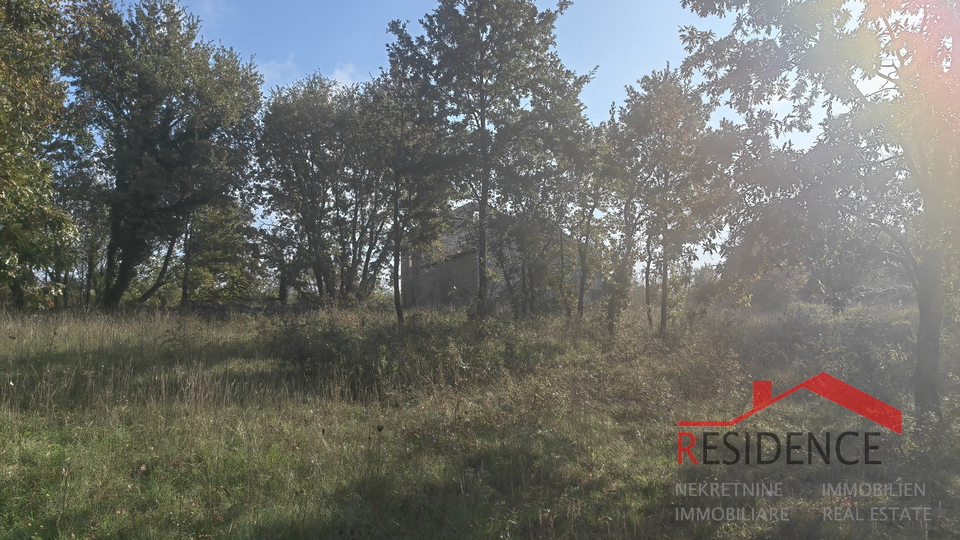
left=619, top=68, right=729, bottom=252
left=378, top=30, right=455, bottom=321
left=602, top=67, right=732, bottom=333
left=399, top=0, right=586, bottom=313
left=257, top=75, right=391, bottom=307
left=63, top=0, right=262, bottom=309
left=607, top=68, right=731, bottom=336
left=181, top=199, right=261, bottom=303
left=0, top=0, right=63, bottom=190
left=0, top=0, right=76, bottom=307
left=681, top=0, right=960, bottom=414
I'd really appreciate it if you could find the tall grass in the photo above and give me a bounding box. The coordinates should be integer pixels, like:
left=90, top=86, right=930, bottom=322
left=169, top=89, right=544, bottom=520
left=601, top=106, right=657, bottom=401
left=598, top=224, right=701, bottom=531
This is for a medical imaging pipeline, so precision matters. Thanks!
left=0, top=304, right=957, bottom=539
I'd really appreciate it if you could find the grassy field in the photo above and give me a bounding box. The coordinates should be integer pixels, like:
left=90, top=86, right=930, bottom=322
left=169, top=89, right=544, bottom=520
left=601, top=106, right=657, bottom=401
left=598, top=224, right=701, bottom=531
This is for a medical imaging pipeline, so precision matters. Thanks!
left=0, top=304, right=958, bottom=539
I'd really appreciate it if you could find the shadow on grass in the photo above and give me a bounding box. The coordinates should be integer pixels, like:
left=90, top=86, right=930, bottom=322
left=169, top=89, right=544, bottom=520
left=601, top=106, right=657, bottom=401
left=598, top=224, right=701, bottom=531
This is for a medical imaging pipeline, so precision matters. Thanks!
left=237, top=441, right=598, bottom=539
left=232, top=434, right=760, bottom=540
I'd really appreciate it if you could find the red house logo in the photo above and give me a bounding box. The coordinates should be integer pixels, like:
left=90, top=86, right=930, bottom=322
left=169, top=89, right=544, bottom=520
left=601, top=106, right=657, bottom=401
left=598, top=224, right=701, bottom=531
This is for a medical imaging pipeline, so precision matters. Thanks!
left=678, top=372, right=902, bottom=434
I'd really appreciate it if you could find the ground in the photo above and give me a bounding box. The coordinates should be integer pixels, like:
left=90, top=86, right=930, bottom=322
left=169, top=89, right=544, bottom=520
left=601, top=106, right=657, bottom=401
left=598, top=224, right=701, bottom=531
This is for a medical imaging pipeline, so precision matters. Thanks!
left=0, top=304, right=957, bottom=539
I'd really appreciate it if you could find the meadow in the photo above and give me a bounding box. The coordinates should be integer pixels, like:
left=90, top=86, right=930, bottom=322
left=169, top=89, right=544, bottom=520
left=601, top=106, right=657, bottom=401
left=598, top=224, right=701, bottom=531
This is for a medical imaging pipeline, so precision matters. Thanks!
left=0, top=304, right=958, bottom=539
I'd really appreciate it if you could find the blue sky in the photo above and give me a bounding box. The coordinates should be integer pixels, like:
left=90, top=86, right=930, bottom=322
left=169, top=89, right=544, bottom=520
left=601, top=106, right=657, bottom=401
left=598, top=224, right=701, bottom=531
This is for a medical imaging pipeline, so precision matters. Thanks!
left=185, top=0, right=725, bottom=124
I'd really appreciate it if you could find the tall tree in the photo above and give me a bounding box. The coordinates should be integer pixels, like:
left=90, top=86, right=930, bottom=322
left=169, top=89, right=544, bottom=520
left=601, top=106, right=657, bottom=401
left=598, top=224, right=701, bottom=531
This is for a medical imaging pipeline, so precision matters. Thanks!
left=0, top=0, right=75, bottom=308
left=619, top=68, right=728, bottom=337
left=63, top=0, right=261, bottom=309
left=682, top=0, right=959, bottom=416
left=257, top=223, right=303, bottom=306
left=499, top=54, right=591, bottom=318
left=597, top=108, right=638, bottom=331
left=381, top=22, right=451, bottom=323
left=258, top=75, right=391, bottom=307
left=401, top=0, right=579, bottom=316
left=568, top=125, right=609, bottom=318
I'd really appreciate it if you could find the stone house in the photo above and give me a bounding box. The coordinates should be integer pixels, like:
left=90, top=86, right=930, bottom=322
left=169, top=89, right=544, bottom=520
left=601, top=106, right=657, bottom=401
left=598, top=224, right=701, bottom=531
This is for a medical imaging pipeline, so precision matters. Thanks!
left=401, top=203, right=481, bottom=308
left=401, top=203, right=602, bottom=311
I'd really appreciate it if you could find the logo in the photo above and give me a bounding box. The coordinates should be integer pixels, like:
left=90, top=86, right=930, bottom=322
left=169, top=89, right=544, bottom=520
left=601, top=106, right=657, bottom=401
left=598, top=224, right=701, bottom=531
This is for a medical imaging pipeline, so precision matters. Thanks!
left=676, top=373, right=902, bottom=465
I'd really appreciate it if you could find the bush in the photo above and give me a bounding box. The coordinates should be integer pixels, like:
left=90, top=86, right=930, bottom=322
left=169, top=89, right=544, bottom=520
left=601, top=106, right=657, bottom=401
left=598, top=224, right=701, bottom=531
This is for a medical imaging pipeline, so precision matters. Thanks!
left=687, top=303, right=917, bottom=406
left=262, top=308, right=572, bottom=398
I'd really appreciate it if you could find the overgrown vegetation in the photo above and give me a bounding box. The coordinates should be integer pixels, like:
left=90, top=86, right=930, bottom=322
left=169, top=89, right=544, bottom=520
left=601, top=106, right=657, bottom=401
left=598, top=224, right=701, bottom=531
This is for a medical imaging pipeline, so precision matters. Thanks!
left=1, top=305, right=957, bottom=539
left=0, top=0, right=953, bottom=424
left=3, top=0, right=957, bottom=536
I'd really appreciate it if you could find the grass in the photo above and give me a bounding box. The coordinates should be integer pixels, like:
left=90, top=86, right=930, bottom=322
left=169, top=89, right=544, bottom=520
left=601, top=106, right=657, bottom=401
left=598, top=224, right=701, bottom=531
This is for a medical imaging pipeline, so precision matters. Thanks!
left=0, top=304, right=958, bottom=539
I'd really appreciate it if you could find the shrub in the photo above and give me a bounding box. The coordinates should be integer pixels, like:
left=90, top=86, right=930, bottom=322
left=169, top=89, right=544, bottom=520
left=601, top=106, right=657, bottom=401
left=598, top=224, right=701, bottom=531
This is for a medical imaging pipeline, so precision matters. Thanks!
left=262, top=308, right=572, bottom=398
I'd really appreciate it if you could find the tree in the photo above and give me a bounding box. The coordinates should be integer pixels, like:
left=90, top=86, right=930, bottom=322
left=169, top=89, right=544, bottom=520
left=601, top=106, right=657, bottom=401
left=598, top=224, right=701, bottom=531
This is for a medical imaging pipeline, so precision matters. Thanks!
left=476, top=50, right=590, bottom=319
left=63, top=0, right=261, bottom=309
left=619, top=68, right=729, bottom=337
left=596, top=108, right=638, bottom=330
left=52, top=130, right=110, bottom=309
left=569, top=125, right=609, bottom=318
left=681, top=0, right=960, bottom=416
left=257, top=75, right=391, bottom=307
left=380, top=23, right=452, bottom=323
left=400, top=0, right=579, bottom=316
left=256, top=223, right=304, bottom=306
left=179, top=198, right=260, bottom=304
left=0, top=0, right=75, bottom=308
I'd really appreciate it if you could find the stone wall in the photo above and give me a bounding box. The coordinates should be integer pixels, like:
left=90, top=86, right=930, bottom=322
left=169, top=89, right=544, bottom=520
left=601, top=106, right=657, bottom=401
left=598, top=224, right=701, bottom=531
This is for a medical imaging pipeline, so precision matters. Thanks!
left=411, top=250, right=478, bottom=307
left=401, top=202, right=514, bottom=309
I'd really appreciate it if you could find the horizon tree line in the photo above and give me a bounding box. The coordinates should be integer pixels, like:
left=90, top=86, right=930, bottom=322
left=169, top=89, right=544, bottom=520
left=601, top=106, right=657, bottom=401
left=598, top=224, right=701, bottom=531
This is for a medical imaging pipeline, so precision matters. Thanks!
left=1, top=0, right=957, bottom=415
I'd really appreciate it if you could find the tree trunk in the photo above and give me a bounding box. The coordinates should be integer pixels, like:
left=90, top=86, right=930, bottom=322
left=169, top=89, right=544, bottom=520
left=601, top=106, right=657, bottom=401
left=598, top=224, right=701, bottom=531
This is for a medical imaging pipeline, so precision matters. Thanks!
left=659, top=234, right=669, bottom=339
left=84, top=248, right=95, bottom=309
left=278, top=266, right=289, bottom=305
left=476, top=85, right=491, bottom=318
left=391, top=183, right=405, bottom=324
left=9, top=281, right=25, bottom=311
left=607, top=205, right=636, bottom=333
left=520, top=260, right=527, bottom=318
left=102, top=254, right=138, bottom=310
left=478, top=170, right=489, bottom=317
left=61, top=271, right=70, bottom=310
left=644, top=235, right=654, bottom=328
left=606, top=261, right=629, bottom=332
left=559, top=225, right=571, bottom=318
left=914, top=244, right=943, bottom=419
left=49, top=268, right=67, bottom=310
left=138, top=235, right=178, bottom=304
left=526, top=264, right=536, bottom=316
left=101, top=221, right=122, bottom=309
left=494, top=232, right=520, bottom=320
left=312, top=261, right=326, bottom=305
left=577, top=222, right=590, bottom=317
left=180, top=215, right=194, bottom=308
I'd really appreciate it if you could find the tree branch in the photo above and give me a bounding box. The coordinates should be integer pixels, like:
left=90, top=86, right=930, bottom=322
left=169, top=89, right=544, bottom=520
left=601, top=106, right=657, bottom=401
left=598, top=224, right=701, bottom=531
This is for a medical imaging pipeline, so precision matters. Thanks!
left=837, top=204, right=919, bottom=291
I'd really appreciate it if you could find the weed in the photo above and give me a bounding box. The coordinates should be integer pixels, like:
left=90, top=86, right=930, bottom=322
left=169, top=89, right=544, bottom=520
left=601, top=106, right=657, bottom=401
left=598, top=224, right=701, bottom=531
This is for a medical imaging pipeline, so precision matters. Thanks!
left=0, top=304, right=956, bottom=539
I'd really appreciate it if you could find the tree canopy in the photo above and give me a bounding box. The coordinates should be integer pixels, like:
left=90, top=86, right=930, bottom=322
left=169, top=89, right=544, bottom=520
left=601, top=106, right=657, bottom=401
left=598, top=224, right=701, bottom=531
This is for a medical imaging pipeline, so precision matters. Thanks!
left=0, top=0, right=75, bottom=308
left=257, top=75, right=391, bottom=307
left=63, top=0, right=261, bottom=309
left=681, top=0, right=960, bottom=416
left=393, top=0, right=588, bottom=315
left=1, top=0, right=954, bottom=430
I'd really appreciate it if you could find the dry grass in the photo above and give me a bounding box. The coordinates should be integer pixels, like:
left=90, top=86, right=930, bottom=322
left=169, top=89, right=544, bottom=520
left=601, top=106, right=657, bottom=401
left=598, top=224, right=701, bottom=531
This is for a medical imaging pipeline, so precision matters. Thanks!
left=0, top=304, right=957, bottom=539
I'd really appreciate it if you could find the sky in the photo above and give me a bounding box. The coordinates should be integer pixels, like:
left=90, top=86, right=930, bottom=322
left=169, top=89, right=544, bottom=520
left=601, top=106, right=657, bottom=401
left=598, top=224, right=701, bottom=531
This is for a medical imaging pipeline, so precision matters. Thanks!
left=184, top=0, right=727, bottom=125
